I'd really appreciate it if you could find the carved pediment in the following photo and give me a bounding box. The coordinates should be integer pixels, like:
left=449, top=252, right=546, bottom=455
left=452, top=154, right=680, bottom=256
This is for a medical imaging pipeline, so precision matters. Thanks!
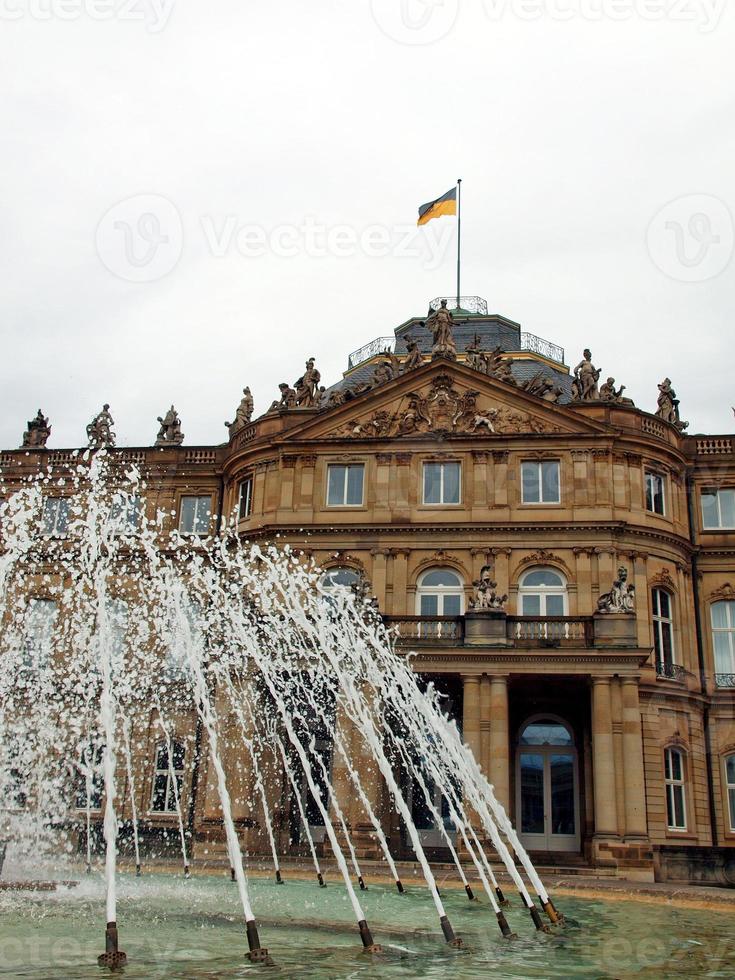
left=709, top=582, right=735, bottom=603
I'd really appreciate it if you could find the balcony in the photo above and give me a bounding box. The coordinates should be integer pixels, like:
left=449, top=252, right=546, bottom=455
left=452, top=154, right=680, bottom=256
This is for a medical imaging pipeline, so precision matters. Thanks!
left=715, top=673, right=735, bottom=689
left=655, top=662, right=688, bottom=683
left=384, top=615, right=593, bottom=648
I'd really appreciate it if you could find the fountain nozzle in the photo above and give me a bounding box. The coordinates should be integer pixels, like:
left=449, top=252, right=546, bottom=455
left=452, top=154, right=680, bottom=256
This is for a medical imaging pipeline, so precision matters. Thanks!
left=464, top=883, right=476, bottom=901
left=358, top=918, right=383, bottom=954
left=246, top=919, right=275, bottom=966
left=357, top=875, right=367, bottom=891
left=440, top=915, right=464, bottom=948
left=135, top=863, right=141, bottom=877
left=97, top=921, right=127, bottom=970
left=395, top=879, right=404, bottom=893
left=317, top=872, right=326, bottom=887
left=275, top=869, right=283, bottom=884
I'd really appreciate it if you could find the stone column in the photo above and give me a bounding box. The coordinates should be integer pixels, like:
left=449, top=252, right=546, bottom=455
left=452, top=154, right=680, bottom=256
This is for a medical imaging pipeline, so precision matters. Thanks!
left=591, top=677, right=618, bottom=837
left=489, top=675, right=510, bottom=812
left=370, top=549, right=387, bottom=610
left=462, top=675, right=482, bottom=763
left=480, top=674, right=492, bottom=775
left=621, top=678, right=648, bottom=839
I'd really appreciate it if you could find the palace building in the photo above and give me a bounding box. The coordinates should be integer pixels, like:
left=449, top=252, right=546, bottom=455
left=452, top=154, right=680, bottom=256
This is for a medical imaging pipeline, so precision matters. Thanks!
left=4, top=295, right=735, bottom=886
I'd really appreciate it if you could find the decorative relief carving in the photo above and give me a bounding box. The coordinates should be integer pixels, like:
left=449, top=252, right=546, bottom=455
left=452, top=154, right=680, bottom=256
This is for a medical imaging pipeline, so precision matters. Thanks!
left=650, top=567, right=676, bottom=591
left=709, top=583, right=735, bottom=603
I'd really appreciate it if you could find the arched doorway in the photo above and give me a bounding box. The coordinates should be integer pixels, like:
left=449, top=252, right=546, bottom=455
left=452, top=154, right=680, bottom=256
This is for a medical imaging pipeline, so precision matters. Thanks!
left=516, top=715, right=580, bottom=852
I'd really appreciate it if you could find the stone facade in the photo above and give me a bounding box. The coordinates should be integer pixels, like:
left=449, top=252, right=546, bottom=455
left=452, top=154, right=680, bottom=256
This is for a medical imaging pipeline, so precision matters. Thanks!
left=3, top=298, right=734, bottom=884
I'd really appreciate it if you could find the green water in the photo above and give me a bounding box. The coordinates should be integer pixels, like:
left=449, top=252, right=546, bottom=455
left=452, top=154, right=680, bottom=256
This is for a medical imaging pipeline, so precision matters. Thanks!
left=0, top=873, right=733, bottom=979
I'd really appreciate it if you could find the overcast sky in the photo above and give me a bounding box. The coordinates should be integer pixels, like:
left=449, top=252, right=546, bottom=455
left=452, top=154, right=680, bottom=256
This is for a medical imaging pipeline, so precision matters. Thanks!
left=1, top=1, right=733, bottom=449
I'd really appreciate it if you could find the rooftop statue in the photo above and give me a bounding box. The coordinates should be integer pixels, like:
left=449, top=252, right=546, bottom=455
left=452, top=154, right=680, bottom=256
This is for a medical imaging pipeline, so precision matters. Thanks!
left=426, top=299, right=457, bottom=361
left=523, top=371, right=562, bottom=402
left=465, top=334, right=485, bottom=373
left=294, top=358, right=321, bottom=407
left=597, top=566, right=635, bottom=615
left=402, top=334, right=424, bottom=372
left=274, top=382, right=297, bottom=411
left=572, top=349, right=601, bottom=401
left=155, top=405, right=184, bottom=446
left=599, top=377, right=627, bottom=403
left=21, top=409, right=51, bottom=448
left=469, top=566, right=507, bottom=611
left=86, top=404, right=116, bottom=449
left=226, top=387, right=254, bottom=432
left=656, top=377, right=689, bottom=431
left=372, top=351, right=401, bottom=386
left=484, top=345, right=516, bottom=385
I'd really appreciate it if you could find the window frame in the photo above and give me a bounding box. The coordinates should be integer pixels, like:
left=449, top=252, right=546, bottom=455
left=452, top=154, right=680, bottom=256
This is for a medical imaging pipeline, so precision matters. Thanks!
left=711, top=600, right=735, bottom=687
left=109, top=492, right=143, bottom=534
left=518, top=568, right=569, bottom=617
left=42, top=496, right=70, bottom=536
left=701, top=488, right=735, bottom=530
left=178, top=494, right=213, bottom=535
left=652, top=588, right=676, bottom=673
left=520, top=459, right=561, bottom=506
left=664, top=746, right=687, bottom=832
left=415, top=568, right=465, bottom=617
left=645, top=471, right=667, bottom=516
left=725, top=754, right=735, bottom=834
left=238, top=476, right=253, bottom=520
left=24, top=597, right=58, bottom=669
left=325, top=463, right=365, bottom=508
left=149, top=741, right=186, bottom=814
left=422, top=460, right=462, bottom=506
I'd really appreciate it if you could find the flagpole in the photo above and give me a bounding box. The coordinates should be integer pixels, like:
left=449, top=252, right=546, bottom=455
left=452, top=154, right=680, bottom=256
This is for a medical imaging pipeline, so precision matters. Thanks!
left=456, top=178, right=462, bottom=310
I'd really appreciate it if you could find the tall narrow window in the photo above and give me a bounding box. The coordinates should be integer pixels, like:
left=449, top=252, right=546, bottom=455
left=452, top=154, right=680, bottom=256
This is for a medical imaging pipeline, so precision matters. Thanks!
left=423, top=461, right=461, bottom=505
left=326, top=464, right=364, bottom=506
left=726, top=755, right=735, bottom=833
left=179, top=495, right=212, bottom=534
left=42, top=497, right=69, bottom=535
left=24, top=598, right=57, bottom=669
left=702, top=489, right=735, bottom=529
left=150, top=741, right=185, bottom=813
left=652, top=588, right=676, bottom=677
left=109, top=493, right=142, bottom=533
left=664, top=747, right=687, bottom=830
left=521, top=461, right=560, bottom=504
left=711, top=601, right=735, bottom=688
left=645, top=472, right=666, bottom=515
left=238, top=477, right=253, bottom=519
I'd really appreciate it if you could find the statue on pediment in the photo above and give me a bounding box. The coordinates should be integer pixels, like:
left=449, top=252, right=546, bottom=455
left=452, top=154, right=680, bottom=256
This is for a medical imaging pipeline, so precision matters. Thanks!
left=656, top=378, right=688, bottom=431
left=572, top=349, right=601, bottom=401
left=523, top=371, right=562, bottom=403
left=86, top=404, right=115, bottom=449
left=226, top=387, right=254, bottom=432
left=597, top=566, right=635, bottom=614
left=155, top=405, right=184, bottom=446
left=485, top=345, right=516, bottom=385
left=465, top=334, right=486, bottom=372
left=22, top=409, right=51, bottom=448
left=402, top=335, right=424, bottom=372
left=426, top=299, right=457, bottom=361
left=372, top=351, right=401, bottom=386
left=294, top=358, right=321, bottom=407
left=324, top=387, right=347, bottom=409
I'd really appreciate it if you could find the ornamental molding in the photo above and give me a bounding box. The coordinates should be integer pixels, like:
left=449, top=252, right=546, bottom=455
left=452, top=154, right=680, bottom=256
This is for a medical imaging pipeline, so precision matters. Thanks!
left=708, top=582, right=735, bottom=603
left=515, top=549, right=572, bottom=579
left=650, top=567, right=676, bottom=591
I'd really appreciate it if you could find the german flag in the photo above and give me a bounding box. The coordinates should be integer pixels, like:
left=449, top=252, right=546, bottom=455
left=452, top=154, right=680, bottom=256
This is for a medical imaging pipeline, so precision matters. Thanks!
left=417, top=186, right=457, bottom=226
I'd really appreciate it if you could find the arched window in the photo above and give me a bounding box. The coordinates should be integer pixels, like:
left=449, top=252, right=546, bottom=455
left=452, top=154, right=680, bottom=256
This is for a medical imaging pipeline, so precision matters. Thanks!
left=664, top=747, right=687, bottom=831
left=518, top=569, right=567, bottom=616
left=711, top=601, right=735, bottom=688
left=652, top=589, right=676, bottom=677
left=726, top=754, right=735, bottom=832
left=519, top=718, right=573, bottom=746
left=416, top=569, right=464, bottom=617
left=321, top=567, right=361, bottom=591
left=151, top=741, right=185, bottom=813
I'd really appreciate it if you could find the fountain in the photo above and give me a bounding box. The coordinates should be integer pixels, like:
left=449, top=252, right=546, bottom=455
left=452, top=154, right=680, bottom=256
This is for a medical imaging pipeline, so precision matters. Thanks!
left=0, top=451, right=567, bottom=971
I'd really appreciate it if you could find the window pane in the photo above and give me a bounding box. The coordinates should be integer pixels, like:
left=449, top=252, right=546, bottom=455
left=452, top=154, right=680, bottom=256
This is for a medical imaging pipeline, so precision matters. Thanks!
left=522, top=594, right=541, bottom=615
left=657, top=590, right=671, bottom=618
left=323, top=568, right=360, bottom=589
left=422, top=570, right=461, bottom=588
left=720, top=490, right=735, bottom=527
left=420, top=595, right=438, bottom=616
left=346, top=465, right=364, bottom=505
left=327, top=466, right=345, bottom=506
left=661, top=622, right=673, bottom=666
left=424, top=463, right=441, bottom=504
left=443, top=462, right=460, bottom=504
left=729, top=788, right=735, bottom=831
left=670, top=750, right=683, bottom=781
left=550, top=754, right=575, bottom=835
left=443, top=594, right=461, bottom=616
left=520, top=754, right=544, bottom=834
left=646, top=476, right=654, bottom=512
left=180, top=497, right=195, bottom=532
left=542, top=461, right=560, bottom=503
left=673, top=785, right=686, bottom=829
left=193, top=498, right=211, bottom=533
left=713, top=631, right=735, bottom=673
left=701, top=491, right=719, bottom=528
left=727, top=755, right=735, bottom=785
left=151, top=774, right=168, bottom=811
left=546, top=595, right=565, bottom=617
left=171, top=742, right=185, bottom=770
left=521, top=463, right=540, bottom=503
left=239, top=480, right=252, bottom=519
left=521, top=721, right=572, bottom=746
left=711, top=601, right=731, bottom=630
left=523, top=570, right=563, bottom=588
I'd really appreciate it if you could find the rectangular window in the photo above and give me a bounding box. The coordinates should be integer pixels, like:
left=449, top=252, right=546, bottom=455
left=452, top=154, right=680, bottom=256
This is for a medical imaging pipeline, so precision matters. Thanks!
left=326, top=464, right=364, bottom=507
left=712, top=600, right=735, bottom=687
left=423, top=461, right=461, bottom=505
left=24, top=598, right=57, bottom=669
left=42, top=497, right=69, bottom=535
left=238, top=478, right=253, bottom=520
left=652, top=588, right=675, bottom=672
left=179, top=495, right=212, bottom=534
left=150, top=743, right=185, bottom=813
left=701, top=489, right=735, bottom=529
left=664, top=748, right=687, bottom=831
left=727, top=755, right=735, bottom=832
left=521, top=460, right=560, bottom=504
left=645, top=472, right=666, bottom=515
left=109, top=493, right=143, bottom=533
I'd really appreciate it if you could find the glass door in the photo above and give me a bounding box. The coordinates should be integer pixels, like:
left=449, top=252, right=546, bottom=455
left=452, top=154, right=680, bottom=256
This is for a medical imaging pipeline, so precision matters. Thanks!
left=516, top=718, right=579, bottom=852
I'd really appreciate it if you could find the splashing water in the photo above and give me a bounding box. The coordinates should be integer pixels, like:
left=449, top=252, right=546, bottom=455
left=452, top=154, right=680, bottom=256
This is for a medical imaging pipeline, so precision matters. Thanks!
left=0, top=451, right=560, bottom=967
